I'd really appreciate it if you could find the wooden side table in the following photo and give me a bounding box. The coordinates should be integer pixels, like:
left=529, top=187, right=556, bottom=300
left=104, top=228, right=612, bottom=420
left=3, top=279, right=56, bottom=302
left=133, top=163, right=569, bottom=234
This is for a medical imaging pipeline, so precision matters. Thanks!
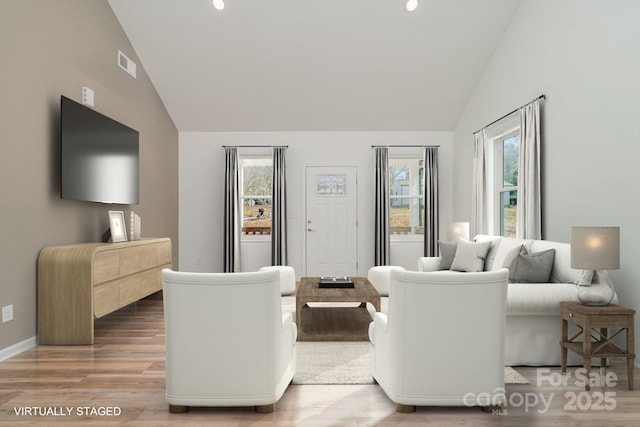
left=560, top=301, right=635, bottom=390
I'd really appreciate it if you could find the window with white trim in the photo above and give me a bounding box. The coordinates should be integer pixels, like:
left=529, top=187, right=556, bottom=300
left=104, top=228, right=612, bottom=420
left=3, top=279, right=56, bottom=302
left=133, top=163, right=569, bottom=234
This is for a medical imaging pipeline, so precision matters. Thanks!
left=240, top=157, right=272, bottom=236
left=487, top=113, right=520, bottom=238
left=389, top=157, right=424, bottom=237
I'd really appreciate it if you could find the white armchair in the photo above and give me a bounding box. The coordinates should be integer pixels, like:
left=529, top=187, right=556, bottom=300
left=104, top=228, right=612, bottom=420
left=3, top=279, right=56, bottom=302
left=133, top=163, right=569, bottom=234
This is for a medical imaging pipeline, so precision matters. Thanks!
left=162, top=269, right=297, bottom=413
left=369, top=268, right=509, bottom=412
left=259, top=265, right=296, bottom=295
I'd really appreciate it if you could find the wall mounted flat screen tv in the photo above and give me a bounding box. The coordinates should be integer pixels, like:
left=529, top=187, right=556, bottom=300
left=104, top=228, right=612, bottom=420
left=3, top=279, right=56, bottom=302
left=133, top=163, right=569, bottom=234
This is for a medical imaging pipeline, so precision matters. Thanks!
left=60, top=95, right=139, bottom=204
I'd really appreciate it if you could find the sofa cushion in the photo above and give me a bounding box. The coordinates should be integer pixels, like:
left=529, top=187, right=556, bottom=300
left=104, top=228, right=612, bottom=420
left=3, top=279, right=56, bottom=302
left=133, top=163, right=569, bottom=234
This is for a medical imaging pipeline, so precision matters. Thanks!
left=507, top=282, right=578, bottom=315
left=511, top=248, right=556, bottom=283
left=450, top=239, right=492, bottom=272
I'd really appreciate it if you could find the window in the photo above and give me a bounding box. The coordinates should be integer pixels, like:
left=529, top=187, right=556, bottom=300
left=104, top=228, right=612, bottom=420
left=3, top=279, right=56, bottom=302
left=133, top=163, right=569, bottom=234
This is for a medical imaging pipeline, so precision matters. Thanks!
left=389, top=157, right=424, bottom=237
left=492, top=129, right=520, bottom=237
left=240, top=157, right=272, bottom=236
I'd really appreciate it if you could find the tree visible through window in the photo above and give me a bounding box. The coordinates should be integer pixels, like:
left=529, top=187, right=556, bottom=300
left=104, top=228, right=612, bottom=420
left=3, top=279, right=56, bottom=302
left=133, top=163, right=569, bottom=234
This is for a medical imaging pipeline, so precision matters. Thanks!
left=240, top=158, right=272, bottom=235
left=389, top=158, right=424, bottom=236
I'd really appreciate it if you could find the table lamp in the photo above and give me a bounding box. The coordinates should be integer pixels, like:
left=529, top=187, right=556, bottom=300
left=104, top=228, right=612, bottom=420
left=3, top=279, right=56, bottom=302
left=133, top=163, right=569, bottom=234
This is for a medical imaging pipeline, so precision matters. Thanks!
left=447, top=222, right=470, bottom=242
left=570, top=226, right=619, bottom=305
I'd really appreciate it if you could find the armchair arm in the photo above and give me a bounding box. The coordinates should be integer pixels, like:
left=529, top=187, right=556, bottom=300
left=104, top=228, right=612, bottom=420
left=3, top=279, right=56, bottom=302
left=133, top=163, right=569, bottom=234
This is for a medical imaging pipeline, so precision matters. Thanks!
left=418, top=256, right=442, bottom=272
left=369, top=312, right=388, bottom=343
left=282, top=311, right=292, bottom=330
left=282, top=312, right=297, bottom=342
left=374, top=312, right=388, bottom=333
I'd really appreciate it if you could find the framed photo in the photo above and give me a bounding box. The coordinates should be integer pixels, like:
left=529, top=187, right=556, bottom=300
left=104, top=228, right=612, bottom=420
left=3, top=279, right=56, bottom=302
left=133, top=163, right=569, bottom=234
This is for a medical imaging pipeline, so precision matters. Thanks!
left=108, top=211, right=128, bottom=242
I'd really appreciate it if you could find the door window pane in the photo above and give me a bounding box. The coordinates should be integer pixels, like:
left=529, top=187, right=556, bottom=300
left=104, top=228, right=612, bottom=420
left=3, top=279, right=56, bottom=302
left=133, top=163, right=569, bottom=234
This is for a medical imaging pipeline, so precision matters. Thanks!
left=316, top=175, right=347, bottom=195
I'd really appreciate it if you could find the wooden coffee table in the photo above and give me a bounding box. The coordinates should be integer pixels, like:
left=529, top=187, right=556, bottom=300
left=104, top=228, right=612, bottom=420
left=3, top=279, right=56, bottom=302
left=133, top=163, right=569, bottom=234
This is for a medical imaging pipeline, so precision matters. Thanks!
left=296, top=277, right=381, bottom=341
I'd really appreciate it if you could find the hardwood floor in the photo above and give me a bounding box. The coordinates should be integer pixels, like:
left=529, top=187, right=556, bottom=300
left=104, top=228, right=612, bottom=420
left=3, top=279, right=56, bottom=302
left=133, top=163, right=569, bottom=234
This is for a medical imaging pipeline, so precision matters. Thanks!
left=0, top=298, right=638, bottom=426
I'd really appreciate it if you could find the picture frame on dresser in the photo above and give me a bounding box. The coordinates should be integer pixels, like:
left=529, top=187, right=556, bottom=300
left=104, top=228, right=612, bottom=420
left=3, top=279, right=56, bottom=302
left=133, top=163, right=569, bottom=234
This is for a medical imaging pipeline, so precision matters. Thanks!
left=108, top=210, right=128, bottom=242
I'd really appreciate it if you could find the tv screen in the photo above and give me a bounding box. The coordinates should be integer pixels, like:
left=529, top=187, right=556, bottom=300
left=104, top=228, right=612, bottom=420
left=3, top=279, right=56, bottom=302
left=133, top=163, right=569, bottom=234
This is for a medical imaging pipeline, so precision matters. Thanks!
left=60, top=96, right=139, bottom=204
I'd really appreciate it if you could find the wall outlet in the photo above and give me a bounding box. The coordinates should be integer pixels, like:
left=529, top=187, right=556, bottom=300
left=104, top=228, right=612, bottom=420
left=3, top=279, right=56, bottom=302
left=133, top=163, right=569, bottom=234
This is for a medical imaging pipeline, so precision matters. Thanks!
left=81, top=86, right=94, bottom=107
left=2, top=305, right=13, bottom=323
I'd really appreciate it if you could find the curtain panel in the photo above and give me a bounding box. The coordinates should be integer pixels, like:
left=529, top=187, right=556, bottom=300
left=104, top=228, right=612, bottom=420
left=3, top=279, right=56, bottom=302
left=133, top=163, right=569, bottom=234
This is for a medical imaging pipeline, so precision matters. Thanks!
left=271, top=147, right=288, bottom=265
left=223, top=147, right=241, bottom=272
left=374, top=147, right=390, bottom=266
left=423, top=147, right=439, bottom=257
left=472, top=130, right=489, bottom=236
left=517, top=99, right=542, bottom=239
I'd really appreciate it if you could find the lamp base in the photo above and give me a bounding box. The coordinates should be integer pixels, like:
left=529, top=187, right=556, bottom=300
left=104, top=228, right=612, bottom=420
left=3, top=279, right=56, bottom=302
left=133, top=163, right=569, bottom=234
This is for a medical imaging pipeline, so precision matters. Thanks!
left=576, top=270, right=615, bottom=306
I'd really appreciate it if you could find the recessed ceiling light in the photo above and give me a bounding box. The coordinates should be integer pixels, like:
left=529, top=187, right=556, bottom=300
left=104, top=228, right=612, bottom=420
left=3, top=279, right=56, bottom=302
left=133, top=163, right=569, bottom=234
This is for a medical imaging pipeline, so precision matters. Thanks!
left=406, top=0, right=418, bottom=12
left=212, top=0, right=225, bottom=11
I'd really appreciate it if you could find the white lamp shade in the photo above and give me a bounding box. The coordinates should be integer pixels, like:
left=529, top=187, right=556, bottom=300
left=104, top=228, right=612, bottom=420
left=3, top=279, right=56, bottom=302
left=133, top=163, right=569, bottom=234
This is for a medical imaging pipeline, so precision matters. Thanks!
left=447, top=222, right=470, bottom=242
left=571, top=226, right=620, bottom=270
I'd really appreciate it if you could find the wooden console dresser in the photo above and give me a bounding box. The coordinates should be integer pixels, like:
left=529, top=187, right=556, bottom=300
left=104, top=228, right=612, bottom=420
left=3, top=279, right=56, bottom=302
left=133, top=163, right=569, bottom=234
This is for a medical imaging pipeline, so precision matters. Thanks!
left=38, top=238, right=172, bottom=345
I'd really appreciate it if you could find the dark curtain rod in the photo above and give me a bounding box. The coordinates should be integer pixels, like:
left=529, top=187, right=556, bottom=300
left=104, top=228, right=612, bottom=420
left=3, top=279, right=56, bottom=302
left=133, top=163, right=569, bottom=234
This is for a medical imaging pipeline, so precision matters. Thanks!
left=473, top=94, right=546, bottom=135
left=371, top=145, right=439, bottom=148
left=222, top=145, right=288, bottom=148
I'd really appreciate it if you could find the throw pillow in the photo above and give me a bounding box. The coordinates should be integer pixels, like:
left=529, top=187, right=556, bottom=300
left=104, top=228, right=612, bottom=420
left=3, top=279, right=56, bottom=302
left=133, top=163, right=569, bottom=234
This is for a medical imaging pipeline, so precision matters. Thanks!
left=512, top=248, right=556, bottom=283
left=501, top=244, right=524, bottom=281
left=450, top=239, right=492, bottom=272
left=438, top=240, right=457, bottom=270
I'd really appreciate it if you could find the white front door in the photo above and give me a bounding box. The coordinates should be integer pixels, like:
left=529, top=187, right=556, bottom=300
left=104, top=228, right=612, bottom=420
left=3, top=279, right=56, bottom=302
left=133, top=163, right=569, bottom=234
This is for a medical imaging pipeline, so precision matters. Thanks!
left=305, top=166, right=358, bottom=277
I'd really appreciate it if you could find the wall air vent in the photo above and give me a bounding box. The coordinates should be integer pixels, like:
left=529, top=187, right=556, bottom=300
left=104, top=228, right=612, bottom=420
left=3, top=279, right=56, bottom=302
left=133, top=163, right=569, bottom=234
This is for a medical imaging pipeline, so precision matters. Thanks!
left=118, top=50, right=137, bottom=79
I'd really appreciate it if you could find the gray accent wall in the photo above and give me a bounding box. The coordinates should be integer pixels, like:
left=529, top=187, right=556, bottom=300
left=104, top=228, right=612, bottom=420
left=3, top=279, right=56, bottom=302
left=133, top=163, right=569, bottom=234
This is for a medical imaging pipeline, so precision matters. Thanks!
left=0, top=1, right=178, bottom=352
left=453, top=0, right=640, bottom=364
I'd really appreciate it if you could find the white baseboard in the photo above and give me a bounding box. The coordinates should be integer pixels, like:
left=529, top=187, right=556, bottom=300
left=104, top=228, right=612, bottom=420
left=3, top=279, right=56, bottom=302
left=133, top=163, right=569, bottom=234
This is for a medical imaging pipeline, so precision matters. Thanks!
left=0, top=336, right=36, bottom=363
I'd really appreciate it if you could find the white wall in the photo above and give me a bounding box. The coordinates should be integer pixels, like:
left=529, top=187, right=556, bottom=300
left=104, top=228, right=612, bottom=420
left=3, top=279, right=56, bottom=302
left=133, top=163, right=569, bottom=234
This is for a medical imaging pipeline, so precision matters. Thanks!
left=180, top=132, right=453, bottom=276
left=453, top=0, right=640, bottom=364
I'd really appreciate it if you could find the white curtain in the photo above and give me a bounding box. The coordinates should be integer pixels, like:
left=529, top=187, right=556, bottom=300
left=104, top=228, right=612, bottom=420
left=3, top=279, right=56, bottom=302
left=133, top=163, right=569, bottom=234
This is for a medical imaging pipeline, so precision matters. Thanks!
left=271, top=147, right=288, bottom=265
left=472, top=130, right=489, bottom=236
left=374, top=147, right=390, bottom=266
left=223, top=147, right=241, bottom=272
left=423, top=147, right=439, bottom=257
left=517, top=100, right=542, bottom=239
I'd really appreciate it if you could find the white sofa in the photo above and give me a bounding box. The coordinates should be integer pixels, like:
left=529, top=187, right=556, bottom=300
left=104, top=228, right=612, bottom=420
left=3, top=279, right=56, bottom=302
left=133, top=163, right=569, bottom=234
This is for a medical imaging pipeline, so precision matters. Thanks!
left=417, top=234, right=617, bottom=366
left=162, top=269, right=296, bottom=413
left=369, top=269, right=509, bottom=412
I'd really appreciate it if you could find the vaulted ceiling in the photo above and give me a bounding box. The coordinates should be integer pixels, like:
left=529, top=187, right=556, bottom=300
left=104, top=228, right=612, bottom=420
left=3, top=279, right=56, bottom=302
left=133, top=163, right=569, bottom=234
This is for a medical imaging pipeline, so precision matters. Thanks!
left=108, top=0, right=521, bottom=132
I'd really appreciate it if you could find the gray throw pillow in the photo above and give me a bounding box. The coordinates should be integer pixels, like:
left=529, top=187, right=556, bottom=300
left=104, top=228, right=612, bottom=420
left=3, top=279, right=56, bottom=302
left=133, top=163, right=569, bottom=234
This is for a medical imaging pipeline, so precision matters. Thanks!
left=438, top=240, right=457, bottom=270
left=501, top=245, right=524, bottom=281
left=450, top=239, right=492, bottom=272
left=512, top=248, right=556, bottom=283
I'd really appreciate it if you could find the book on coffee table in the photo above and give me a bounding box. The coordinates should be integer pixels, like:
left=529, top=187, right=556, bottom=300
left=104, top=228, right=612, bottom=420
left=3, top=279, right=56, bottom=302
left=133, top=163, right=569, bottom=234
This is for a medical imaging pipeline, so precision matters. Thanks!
left=318, top=277, right=355, bottom=288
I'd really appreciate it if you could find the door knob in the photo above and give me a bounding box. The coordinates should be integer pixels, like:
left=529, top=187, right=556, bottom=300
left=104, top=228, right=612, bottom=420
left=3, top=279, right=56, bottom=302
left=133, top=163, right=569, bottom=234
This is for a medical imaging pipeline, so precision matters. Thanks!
left=307, top=228, right=315, bottom=232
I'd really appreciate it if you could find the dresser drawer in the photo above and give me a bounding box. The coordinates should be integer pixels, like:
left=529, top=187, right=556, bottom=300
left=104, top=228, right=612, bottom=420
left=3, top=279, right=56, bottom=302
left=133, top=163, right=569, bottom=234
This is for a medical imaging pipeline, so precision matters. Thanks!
left=94, top=250, right=120, bottom=284
left=94, top=281, right=120, bottom=318
left=157, top=241, right=172, bottom=265
left=119, top=275, right=141, bottom=306
left=140, top=268, right=162, bottom=297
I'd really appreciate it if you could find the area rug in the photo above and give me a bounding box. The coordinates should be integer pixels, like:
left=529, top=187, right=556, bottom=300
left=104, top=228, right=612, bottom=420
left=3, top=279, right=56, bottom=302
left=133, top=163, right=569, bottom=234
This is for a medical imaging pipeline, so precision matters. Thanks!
left=293, top=341, right=529, bottom=385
